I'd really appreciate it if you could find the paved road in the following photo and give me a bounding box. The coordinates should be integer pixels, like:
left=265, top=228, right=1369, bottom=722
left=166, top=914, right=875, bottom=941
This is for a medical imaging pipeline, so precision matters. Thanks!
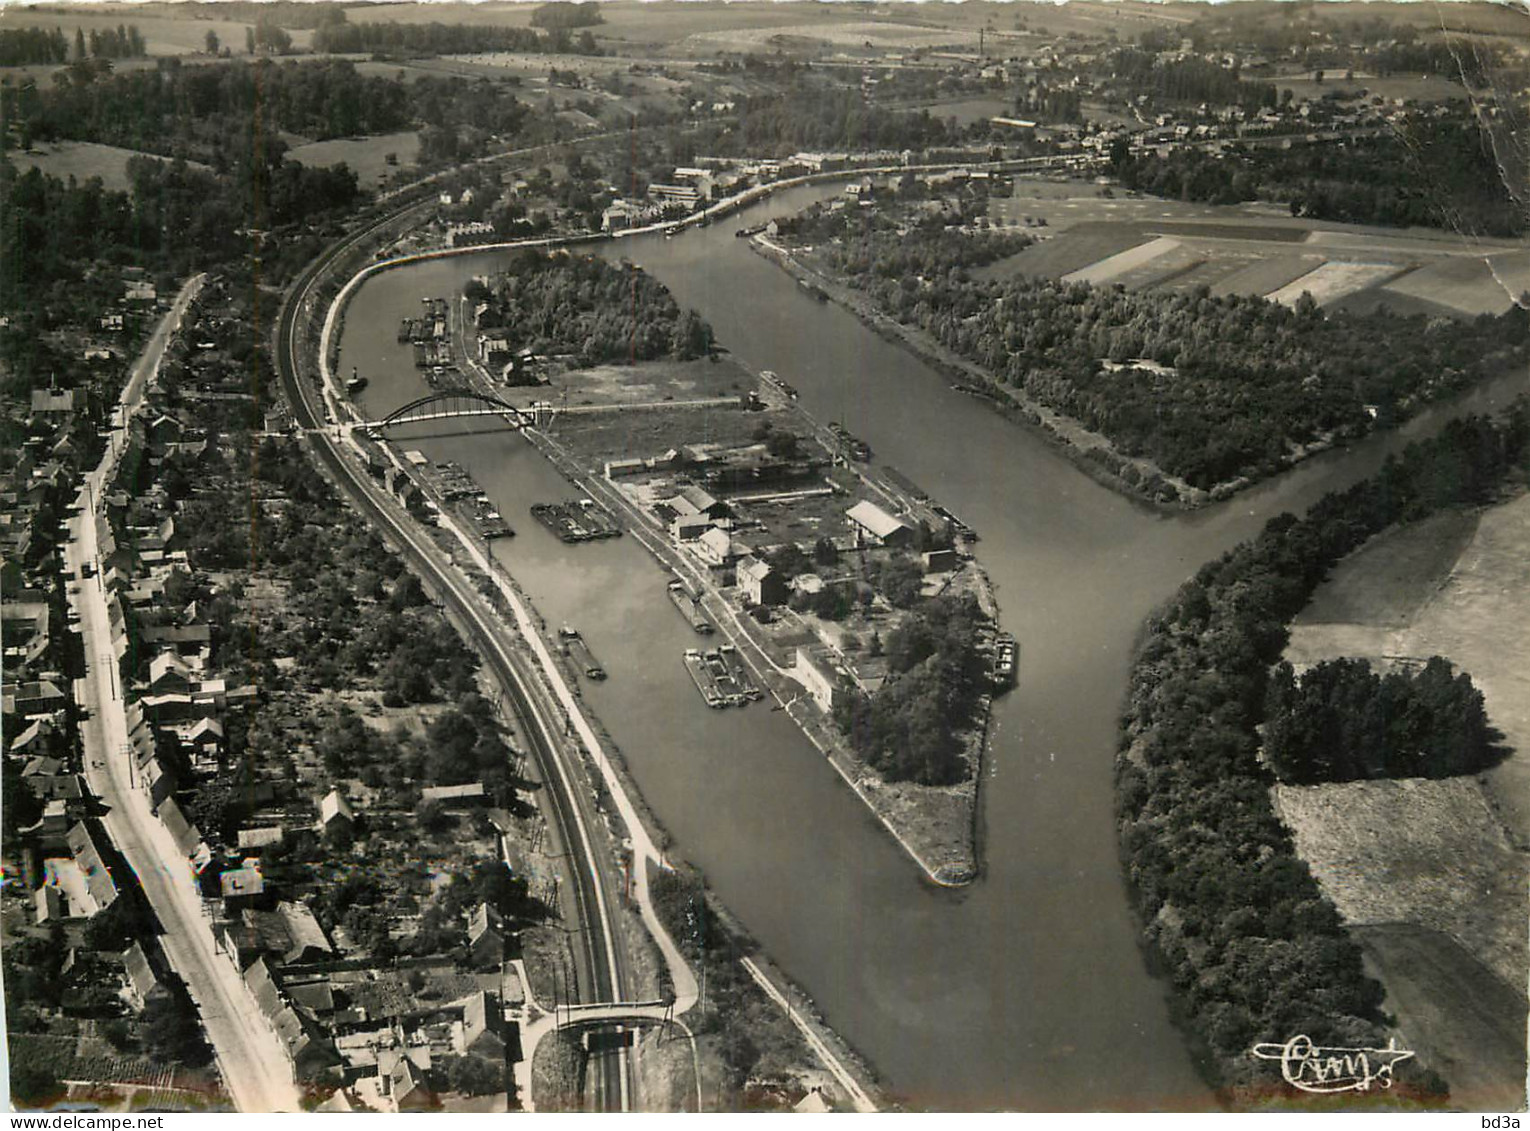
left=64, top=275, right=301, bottom=1114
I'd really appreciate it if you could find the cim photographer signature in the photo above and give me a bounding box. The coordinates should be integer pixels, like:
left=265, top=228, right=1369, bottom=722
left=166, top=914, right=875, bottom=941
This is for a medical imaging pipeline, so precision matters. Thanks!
left=1252, top=1034, right=1416, bottom=1094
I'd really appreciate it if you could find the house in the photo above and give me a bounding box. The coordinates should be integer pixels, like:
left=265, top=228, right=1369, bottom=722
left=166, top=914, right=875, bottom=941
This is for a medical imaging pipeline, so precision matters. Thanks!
left=389, top=1056, right=432, bottom=1111
left=122, top=941, right=172, bottom=1011
left=220, top=859, right=266, bottom=903
left=142, top=755, right=177, bottom=810
left=34, top=883, right=65, bottom=925
left=675, top=485, right=728, bottom=520
left=2, top=679, right=67, bottom=717
left=671, top=514, right=714, bottom=542
left=922, top=548, right=958, bottom=574
left=791, top=647, right=847, bottom=713
left=693, top=527, right=734, bottom=567
left=237, top=826, right=286, bottom=853
left=244, top=957, right=342, bottom=1079
left=2, top=591, right=51, bottom=672
left=148, top=651, right=195, bottom=695
left=460, top=991, right=505, bottom=1059
left=29, top=388, right=75, bottom=416
left=159, top=796, right=210, bottom=871
left=737, top=556, right=787, bottom=607
left=224, top=902, right=335, bottom=970
left=795, top=1088, right=832, bottom=1113
left=420, top=783, right=487, bottom=808
left=648, top=182, right=701, bottom=208
left=467, top=903, right=505, bottom=971
left=319, top=790, right=355, bottom=835
left=66, top=822, right=119, bottom=915
left=846, top=500, right=913, bottom=548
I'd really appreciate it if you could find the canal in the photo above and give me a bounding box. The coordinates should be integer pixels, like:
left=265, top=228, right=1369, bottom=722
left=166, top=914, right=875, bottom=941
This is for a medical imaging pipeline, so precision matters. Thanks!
left=338, top=188, right=1530, bottom=1110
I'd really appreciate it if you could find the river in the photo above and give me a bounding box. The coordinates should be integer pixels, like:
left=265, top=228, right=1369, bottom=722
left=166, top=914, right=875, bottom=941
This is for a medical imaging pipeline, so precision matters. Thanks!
left=337, top=185, right=1530, bottom=1110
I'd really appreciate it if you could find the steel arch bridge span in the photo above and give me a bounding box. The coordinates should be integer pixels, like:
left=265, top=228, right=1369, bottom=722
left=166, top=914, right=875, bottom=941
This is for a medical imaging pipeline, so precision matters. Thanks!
left=365, top=388, right=539, bottom=433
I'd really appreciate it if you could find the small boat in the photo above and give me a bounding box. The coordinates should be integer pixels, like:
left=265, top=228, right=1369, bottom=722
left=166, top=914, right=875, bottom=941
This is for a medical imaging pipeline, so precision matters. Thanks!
left=346, top=367, right=368, bottom=394
left=994, top=633, right=1018, bottom=688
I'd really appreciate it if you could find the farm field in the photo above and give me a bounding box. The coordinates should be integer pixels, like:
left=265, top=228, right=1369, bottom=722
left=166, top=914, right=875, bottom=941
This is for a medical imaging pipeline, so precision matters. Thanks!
left=984, top=181, right=1530, bottom=317
left=1274, top=489, right=1530, bottom=1111
left=8, top=140, right=209, bottom=192
left=286, top=129, right=420, bottom=187
left=1351, top=923, right=1527, bottom=1113
left=1274, top=777, right=1528, bottom=1113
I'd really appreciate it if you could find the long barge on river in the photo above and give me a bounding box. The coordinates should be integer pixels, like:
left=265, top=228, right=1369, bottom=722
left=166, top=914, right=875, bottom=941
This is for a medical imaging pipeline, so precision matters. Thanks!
left=667, top=580, right=714, bottom=634
left=559, top=626, right=606, bottom=680
left=531, top=499, right=622, bottom=543
left=684, top=648, right=747, bottom=708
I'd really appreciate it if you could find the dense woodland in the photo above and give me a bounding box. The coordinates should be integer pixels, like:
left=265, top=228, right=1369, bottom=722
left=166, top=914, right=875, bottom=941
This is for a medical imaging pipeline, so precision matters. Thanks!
left=0, top=150, right=358, bottom=308
left=833, top=594, right=989, bottom=786
left=1114, top=116, right=1525, bottom=237
left=1117, top=405, right=1530, bottom=1098
left=1106, top=48, right=1279, bottom=113
left=1263, top=657, right=1497, bottom=783
left=473, top=250, right=714, bottom=366
left=780, top=202, right=1530, bottom=491
left=733, top=84, right=963, bottom=155
left=1, top=58, right=530, bottom=159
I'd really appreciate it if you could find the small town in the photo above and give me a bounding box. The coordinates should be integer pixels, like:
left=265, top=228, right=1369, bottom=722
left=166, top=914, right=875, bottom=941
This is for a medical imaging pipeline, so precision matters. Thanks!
left=2, top=0, right=1527, bottom=1119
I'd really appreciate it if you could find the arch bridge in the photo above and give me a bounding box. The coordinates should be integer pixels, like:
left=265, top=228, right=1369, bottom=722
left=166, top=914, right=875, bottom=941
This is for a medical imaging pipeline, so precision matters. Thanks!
left=362, top=388, right=541, bottom=434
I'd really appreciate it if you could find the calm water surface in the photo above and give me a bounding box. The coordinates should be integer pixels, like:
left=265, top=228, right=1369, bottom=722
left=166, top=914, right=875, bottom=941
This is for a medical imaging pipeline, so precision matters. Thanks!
left=338, top=191, right=1530, bottom=1109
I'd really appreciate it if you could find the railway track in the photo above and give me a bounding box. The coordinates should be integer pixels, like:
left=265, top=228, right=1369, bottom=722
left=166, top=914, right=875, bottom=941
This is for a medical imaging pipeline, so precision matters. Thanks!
left=273, top=203, right=629, bottom=1110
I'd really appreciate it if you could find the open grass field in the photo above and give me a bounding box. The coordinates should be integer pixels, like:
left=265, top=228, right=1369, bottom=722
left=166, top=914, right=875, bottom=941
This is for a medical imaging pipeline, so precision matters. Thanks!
left=1295, top=510, right=1480, bottom=628
left=1351, top=923, right=1527, bottom=1112
left=497, top=355, right=758, bottom=413
left=287, top=129, right=420, bottom=186
left=1273, top=776, right=1526, bottom=1002
left=9, top=139, right=208, bottom=192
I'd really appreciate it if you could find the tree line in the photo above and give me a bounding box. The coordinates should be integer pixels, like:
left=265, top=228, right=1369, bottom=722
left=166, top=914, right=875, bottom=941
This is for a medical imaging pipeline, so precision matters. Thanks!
left=0, top=23, right=144, bottom=67
left=1264, top=656, right=1497, bottom=784
left=1117, top=404, right=1530, bottom=1100
left=1114, top=115, right=1524, bottom=238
